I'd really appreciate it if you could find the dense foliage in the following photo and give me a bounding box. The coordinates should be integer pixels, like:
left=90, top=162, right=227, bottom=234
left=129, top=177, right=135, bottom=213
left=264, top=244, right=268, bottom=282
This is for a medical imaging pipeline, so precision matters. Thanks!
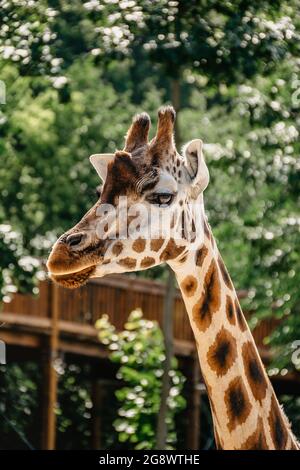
left=0, top=362, right=39, bottom=450
left=182, top=56, right=300, bottom=371
left=0, top=359, right=119, bottom=449
left=96, top=309, right=186, bottom=449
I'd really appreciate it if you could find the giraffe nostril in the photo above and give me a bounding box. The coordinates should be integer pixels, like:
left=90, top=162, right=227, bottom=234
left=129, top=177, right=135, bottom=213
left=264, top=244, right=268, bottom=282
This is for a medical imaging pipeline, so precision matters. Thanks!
left=66, top=233, right=85, bottom=248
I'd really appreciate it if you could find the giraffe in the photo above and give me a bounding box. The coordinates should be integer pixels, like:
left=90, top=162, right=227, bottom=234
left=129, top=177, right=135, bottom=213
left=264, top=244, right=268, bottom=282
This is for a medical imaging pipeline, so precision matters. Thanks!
left=47, top=106, right=299, bottom=450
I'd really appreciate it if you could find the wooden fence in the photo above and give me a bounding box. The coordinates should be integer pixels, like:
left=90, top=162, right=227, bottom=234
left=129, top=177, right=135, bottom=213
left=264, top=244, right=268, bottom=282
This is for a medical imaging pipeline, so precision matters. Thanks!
left=0, top=274, right=282, bottom=449
left=1, top=274, right=279, bottom=351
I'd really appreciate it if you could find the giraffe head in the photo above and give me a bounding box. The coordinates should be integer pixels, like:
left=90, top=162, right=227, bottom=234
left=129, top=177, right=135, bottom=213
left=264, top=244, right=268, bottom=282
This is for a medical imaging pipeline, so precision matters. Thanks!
left=47, top=106, right=209, bottom=288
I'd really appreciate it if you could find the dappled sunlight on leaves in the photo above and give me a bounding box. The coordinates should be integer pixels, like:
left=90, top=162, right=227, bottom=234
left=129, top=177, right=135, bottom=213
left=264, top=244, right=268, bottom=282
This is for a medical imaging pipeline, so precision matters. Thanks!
left=96, top=309, right=186, bottom=449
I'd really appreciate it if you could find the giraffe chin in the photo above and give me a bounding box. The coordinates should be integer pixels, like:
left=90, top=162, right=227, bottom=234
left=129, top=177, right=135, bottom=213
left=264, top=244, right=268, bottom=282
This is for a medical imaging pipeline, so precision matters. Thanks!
left=50, top=265, right=96, bottom=289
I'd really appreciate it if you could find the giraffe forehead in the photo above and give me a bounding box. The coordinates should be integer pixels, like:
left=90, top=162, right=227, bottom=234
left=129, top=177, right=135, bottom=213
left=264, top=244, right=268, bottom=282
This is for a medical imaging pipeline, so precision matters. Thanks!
left=100, top=155, right=158, bottom=203
left=100, top=147, right=182, bottom=206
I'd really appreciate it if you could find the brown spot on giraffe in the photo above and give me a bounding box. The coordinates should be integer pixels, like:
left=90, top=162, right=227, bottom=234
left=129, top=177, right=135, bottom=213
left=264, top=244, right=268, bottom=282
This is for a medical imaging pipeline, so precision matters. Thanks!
left=140, top=257, right=155, bottom=268
left=170, top=213, right=176, bottom=229
left=235, top=298, right=248, bottom=332
left=192, top=259, right=221, bottom=332
left=112, top=241, right=123, bottom=256
left=151, top=238, right=164, bottom=252
left=218, top=255, right=233, bottom=290
left=180, top=275, right=198, bottom=298
left=180, top=211, right=187, bottom=240
left=224, top=376, right=252, bottom=432
left=242, top=341, right=268, bottom=404
left=268, top=396, right=289, bottom=449
left=226, top=295, right=236, bottom=325
left=190, top=219, right=197, bottom=243
left=207, top=327, right=237, bottom=377
left=239, top=418, right=268, bottom=450
left=132, top=237, right=146, bottom=253
left=118, top=257, right=137, bottom=269
left=159, top=238, right=185, bottom=261
left=195, top=245, right=208, bottom=268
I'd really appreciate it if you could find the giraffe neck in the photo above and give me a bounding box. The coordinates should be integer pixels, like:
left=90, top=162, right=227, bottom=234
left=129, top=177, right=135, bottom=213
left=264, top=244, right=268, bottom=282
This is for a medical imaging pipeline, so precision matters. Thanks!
left=170, top=225, right=298, bottom=450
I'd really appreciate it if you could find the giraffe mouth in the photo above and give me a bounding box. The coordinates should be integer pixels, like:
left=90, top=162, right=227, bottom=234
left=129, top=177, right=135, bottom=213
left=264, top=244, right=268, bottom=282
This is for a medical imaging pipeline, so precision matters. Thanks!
left=50, top=265, right=96, bottom=289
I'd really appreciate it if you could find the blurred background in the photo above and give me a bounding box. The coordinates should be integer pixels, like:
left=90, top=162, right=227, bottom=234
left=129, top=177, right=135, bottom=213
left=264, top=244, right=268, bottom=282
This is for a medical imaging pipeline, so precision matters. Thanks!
left=0, top=0, right=299, bottom=450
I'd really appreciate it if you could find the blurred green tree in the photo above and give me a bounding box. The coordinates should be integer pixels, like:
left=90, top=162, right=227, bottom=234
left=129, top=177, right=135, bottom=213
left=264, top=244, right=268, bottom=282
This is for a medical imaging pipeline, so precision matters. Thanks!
left=87, top=0, right=296, bottom=115
left=96, top=308, right=186, bottom=450
left=0, top=0, right=300, bottom=435
left=0, top=0, right=59, bottom=75
left=179, top=54, right=300, bottom=372
left=0, top=362, right=39, bottom=449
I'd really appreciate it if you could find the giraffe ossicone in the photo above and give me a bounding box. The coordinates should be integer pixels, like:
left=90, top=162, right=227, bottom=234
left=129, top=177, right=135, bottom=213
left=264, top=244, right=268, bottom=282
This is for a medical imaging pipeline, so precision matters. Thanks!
left=47, top=106, right=299, bottom=450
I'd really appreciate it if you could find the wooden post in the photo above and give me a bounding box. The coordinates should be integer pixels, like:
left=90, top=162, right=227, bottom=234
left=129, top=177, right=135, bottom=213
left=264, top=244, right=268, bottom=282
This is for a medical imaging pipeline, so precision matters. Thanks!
left=91, top=379, right=104, bottom=450
left=41, top=283, right=59, bottom=450
left=186, top=358, right=201, bottom=450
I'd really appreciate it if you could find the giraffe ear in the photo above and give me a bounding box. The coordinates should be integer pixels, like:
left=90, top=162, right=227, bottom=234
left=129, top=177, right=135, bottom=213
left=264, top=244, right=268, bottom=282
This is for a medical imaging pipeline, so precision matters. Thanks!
left=183, top=139, right=209, bottom=195
left=89, top=154, right=115, bottom=181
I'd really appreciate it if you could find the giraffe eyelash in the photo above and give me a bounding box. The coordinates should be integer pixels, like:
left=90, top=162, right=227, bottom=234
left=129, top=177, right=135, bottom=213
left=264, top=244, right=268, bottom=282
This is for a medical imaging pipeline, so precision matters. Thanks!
left=146, top=192, right=176, bottom=207
left=135, top=171, right=159, bottom=194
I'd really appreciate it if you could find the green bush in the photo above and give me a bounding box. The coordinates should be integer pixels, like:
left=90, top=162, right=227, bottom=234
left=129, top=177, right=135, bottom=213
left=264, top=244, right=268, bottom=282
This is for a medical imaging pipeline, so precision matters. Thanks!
left=96, top=309, right=186, bottom=449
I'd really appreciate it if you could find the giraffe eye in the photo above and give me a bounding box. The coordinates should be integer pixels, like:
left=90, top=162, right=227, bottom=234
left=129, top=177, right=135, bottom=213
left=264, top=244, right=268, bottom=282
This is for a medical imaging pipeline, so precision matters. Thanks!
left=146, top=193, right=174, bottom=207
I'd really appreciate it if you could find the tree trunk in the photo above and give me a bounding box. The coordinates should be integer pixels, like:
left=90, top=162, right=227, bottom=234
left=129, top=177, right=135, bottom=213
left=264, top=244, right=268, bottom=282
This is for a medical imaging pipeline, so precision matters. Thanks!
left=156, top=267, right=176, bottom=449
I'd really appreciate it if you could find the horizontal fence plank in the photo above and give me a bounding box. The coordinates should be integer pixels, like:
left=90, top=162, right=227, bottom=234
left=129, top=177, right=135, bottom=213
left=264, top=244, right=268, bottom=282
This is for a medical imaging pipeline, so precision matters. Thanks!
left=1, top=275, right=276, bottom=351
